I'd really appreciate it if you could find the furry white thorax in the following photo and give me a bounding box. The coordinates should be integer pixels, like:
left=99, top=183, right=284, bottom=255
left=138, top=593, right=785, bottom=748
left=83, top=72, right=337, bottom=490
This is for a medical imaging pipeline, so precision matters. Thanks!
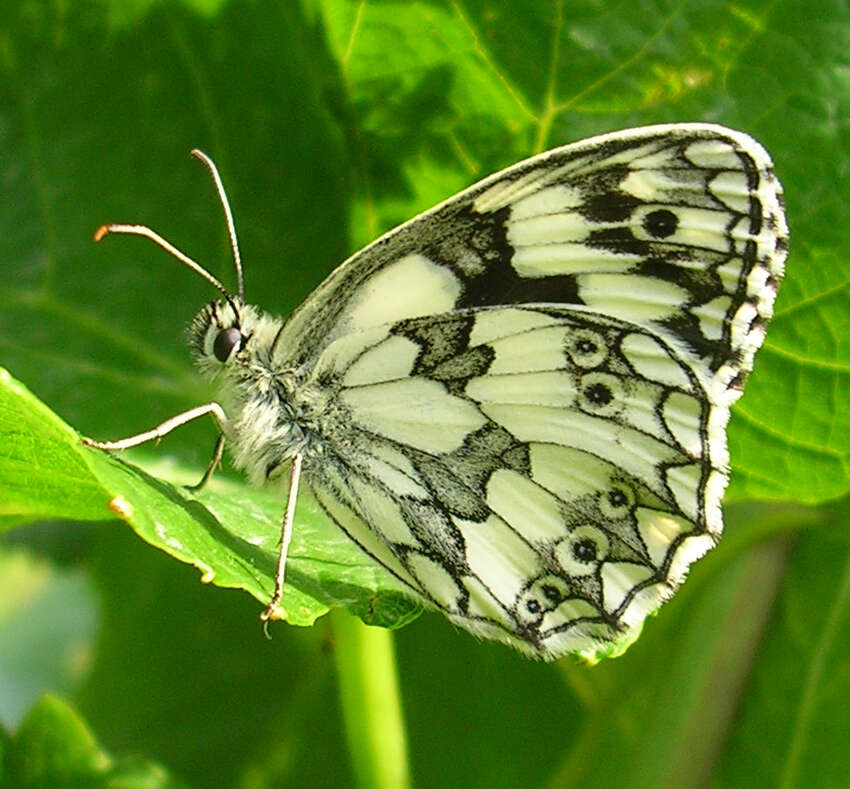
left=190, top=301, right=336, bottom=487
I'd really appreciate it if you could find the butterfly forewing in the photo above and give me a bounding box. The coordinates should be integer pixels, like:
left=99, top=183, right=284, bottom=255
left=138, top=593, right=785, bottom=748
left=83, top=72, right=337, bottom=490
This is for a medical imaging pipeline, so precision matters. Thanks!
left=280, top=124, right=785, bottom=380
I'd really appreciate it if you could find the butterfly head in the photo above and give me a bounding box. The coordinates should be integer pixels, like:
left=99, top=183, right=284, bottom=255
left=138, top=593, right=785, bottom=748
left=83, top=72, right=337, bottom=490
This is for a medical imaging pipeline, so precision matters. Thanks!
left=189, top=298, right=255, bottom=373
left=188, top=297, right=291, bottom=382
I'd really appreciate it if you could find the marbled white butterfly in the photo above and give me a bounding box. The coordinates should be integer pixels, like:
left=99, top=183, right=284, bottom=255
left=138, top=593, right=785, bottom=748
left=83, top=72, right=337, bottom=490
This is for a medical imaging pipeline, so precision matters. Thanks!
left=85, top=124, right=787, bottom=661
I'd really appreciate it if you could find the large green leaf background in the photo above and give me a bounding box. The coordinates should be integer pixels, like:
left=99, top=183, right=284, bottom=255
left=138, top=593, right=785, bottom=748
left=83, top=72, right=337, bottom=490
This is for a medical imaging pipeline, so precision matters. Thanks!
left=0, top=0, right=848, bottom=786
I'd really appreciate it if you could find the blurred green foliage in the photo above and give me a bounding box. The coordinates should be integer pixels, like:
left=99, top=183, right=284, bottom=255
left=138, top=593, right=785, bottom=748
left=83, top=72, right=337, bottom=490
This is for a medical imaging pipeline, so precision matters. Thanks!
left=0, top=0, right=848, bottom=787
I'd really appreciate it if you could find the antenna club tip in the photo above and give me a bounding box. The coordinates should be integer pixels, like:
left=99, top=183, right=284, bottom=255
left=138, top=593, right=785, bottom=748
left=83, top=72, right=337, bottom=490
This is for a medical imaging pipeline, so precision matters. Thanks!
left=93, top=225, right=111, bottom=242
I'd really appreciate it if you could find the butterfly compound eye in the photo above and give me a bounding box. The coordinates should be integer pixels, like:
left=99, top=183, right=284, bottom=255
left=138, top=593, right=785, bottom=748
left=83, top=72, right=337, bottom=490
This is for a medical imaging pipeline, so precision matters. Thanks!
left=213, top=327, right=243, bottom=362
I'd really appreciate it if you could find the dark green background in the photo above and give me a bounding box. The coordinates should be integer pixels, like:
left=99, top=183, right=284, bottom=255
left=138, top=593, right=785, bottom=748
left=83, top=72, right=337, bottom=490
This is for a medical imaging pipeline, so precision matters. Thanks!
left=1, top=0, right=848, bottom=786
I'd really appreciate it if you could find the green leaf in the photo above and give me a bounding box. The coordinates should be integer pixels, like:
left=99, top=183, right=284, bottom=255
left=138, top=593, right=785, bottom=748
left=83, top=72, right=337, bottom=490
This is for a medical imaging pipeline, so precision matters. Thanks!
left=0, top=369, right=107, bottom=524
left=1, top=694, right=183, bottom=788
left=7, top=695, right=106, bottom=787
left=0, top=368, right=420, bottom=629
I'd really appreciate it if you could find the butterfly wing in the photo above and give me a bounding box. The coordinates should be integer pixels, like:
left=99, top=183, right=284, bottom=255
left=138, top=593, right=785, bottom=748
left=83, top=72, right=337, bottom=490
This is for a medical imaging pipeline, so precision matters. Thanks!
left=304, top=306, right=729, bottom=658
left=277, top=123, right=787, bottom=659
left=279, top=122, right=787, bottom=401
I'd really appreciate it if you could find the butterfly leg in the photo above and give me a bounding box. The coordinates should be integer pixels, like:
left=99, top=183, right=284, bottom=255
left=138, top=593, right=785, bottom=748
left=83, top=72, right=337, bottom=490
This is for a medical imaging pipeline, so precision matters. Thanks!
left=186, top=433, right=226, bottom=492
left=82, top=402, right=229, bottom=450
left=260, top=452, right=303, bottom=624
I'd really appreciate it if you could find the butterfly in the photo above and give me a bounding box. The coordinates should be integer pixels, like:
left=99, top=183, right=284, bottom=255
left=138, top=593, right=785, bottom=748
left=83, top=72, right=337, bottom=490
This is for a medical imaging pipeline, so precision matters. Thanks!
left=84, top=124, right=787, bottom=661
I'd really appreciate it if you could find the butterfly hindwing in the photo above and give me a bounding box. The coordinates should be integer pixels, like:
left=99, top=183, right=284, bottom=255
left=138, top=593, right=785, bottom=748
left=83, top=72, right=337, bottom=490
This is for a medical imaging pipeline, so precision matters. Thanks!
left=301, top=305, right=726, bottom=658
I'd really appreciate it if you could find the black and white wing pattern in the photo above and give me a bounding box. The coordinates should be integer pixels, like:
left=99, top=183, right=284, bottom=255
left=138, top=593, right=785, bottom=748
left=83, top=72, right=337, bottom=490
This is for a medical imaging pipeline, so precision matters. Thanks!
left=275, top=123, right=787, bottom=660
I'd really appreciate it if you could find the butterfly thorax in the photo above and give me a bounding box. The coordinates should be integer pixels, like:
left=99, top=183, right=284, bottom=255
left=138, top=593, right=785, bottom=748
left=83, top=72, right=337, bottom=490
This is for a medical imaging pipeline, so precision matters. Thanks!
left=189, top=299, right=337, bottom=486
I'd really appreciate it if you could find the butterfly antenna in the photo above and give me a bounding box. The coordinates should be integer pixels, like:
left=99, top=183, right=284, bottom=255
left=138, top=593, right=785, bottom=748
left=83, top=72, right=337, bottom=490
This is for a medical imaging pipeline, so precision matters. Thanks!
left=190, top=149, right=245, bottom=302
left=93, top=223, right=241, bottom=318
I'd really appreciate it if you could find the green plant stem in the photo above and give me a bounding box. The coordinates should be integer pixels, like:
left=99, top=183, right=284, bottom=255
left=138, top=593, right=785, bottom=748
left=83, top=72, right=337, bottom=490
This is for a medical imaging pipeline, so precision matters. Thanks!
left=330, top=609, right=412, bottom=789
